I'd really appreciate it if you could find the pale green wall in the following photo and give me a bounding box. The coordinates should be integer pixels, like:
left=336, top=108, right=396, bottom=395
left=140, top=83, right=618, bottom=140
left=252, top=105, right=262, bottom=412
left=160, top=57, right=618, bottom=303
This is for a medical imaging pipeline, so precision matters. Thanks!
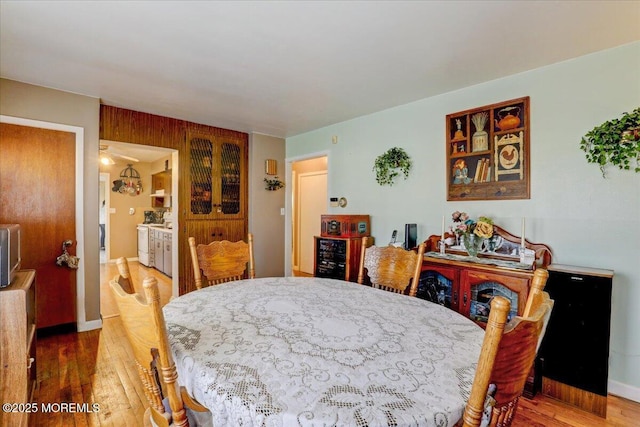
left=286, top=42, right=640, bottom=392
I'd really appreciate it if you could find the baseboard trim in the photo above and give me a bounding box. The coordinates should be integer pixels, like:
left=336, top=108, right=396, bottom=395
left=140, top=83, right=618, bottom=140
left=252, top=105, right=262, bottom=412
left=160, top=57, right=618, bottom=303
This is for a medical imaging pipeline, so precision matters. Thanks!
left=609, top=380, right=640, bottom=403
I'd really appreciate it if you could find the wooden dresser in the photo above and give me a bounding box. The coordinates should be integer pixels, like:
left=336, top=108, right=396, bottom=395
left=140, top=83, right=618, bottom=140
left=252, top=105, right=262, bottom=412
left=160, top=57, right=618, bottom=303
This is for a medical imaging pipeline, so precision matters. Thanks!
left=0, top=270, right=37, bottom=427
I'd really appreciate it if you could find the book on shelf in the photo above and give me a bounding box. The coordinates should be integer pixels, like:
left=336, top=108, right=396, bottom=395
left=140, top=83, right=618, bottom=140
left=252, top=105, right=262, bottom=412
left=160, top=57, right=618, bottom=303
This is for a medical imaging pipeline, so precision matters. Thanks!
left=474, top=159, right=483, bottom=183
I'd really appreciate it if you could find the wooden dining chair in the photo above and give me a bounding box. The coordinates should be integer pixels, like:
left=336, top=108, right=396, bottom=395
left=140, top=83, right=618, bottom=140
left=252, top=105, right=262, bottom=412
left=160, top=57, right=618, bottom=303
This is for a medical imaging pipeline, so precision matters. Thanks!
left=357, top=236, right=426, bottom=297
left=109, top=275, right=212, bottom=426
left=115, top=256, right=135, bottom=294
left=188, top=233, right=255, bottom=290
left=460, top=269, right=553, bottom=427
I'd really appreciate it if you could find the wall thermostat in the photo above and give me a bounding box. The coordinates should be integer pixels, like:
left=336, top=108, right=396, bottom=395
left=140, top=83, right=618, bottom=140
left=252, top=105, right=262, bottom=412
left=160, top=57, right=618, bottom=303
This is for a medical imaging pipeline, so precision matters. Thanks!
left=330, top=197, right=339, bottom=207
left=338, top=197, right=348, bottom=208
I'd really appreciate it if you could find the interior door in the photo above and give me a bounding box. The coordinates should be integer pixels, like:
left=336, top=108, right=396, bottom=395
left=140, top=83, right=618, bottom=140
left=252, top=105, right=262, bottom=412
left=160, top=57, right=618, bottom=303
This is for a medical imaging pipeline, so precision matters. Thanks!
left=0, top=123, right=77, bottom=328
left=298, top=171, right=327, bottom=274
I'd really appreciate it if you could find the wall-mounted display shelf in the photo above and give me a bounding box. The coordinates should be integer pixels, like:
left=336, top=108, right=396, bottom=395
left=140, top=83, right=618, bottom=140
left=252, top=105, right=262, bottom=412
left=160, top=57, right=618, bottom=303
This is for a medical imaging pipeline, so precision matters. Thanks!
left=446, top=96, right=530, bottom=201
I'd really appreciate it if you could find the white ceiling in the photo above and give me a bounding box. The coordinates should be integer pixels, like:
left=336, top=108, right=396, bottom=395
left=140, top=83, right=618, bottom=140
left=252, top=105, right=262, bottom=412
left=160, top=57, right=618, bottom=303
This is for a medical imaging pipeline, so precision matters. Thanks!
left=1, top=1, right=639, bottom=138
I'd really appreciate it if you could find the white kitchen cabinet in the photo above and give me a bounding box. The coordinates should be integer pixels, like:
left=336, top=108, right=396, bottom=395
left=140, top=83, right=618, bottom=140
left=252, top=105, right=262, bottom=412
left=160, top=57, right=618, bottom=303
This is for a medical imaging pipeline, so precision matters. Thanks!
left=163, top=232, right=172, bottom=277
left=149, top=227, right=172, bottom=277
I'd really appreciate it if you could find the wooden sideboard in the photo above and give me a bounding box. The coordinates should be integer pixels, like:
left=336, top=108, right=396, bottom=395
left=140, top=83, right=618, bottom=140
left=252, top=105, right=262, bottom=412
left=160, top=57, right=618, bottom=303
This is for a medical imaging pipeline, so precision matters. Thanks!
left=419, top=254, right=537, bottom=324
left=0, top=270, right=37, bottom=427
left=419, top=226, right=553, bottom=323
left=420, top=227, right=553, bottom=398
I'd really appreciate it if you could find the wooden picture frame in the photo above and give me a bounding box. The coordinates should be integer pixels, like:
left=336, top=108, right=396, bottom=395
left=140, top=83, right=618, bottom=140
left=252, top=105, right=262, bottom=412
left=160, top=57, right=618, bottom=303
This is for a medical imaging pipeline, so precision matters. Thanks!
left=446, top=96, right=530, bottom=201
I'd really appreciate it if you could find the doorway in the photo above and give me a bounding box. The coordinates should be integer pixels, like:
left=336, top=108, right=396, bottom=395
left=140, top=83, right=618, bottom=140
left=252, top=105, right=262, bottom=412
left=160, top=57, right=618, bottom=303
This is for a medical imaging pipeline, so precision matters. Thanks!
left=98, top=141, right=179, bottom=317
left=289, top=155, right=328, bottom=276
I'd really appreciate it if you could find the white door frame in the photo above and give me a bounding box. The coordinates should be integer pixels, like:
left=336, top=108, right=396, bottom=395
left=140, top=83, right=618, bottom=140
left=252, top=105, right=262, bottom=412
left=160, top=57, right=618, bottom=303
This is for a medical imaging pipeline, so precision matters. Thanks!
left=0, top=114, right=98, bottom=332
left=284, top=150, right=330, bottom=276
left=99, top=173, right=110, bottom=262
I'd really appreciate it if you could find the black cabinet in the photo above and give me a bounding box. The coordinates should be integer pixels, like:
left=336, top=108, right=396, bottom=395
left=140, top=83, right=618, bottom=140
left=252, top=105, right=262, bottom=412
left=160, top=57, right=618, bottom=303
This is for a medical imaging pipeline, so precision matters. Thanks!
left=537, top=264, right=613, bottom=417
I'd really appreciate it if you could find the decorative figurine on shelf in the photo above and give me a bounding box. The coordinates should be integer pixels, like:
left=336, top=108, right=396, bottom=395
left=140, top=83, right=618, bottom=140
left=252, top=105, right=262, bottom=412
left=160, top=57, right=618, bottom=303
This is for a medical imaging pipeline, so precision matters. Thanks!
left=452, top=159, right=472, bottom=184
left=452, top=118, right=466, bottom=141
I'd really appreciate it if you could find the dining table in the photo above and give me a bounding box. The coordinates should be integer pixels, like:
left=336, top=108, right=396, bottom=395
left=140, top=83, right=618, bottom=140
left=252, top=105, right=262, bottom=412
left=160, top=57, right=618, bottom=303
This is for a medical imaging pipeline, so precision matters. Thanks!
left=163, top=276, right=485, bottom=427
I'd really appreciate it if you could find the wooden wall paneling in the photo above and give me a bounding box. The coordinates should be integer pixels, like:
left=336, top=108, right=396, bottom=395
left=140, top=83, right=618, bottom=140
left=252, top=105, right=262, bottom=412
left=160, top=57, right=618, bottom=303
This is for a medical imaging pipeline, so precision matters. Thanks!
left=99, top=105, right=185, bottom=148
left=99, top=105, right=249, bottom=296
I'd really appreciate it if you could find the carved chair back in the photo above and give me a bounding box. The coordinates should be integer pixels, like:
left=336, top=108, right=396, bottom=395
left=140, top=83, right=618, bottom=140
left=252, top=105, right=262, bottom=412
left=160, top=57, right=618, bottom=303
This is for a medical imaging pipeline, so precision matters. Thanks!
left=188, top=233, right=255, bottom=290
left=357, top=237, right=426, bottom=296
left=110, top=275, right=202, bottom=426
left=461, top=269, right=553, bottom=427
left=115, top=256, right=135, bottom=294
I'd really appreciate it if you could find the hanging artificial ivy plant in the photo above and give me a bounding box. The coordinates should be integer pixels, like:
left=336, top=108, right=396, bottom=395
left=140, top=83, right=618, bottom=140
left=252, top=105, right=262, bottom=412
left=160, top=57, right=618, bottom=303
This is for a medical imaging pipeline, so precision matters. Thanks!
left=373, top=147, right=413, bottom=186
left=580, top=108, right=640, bottom=177
left=264, top=176, right=285, bottom=191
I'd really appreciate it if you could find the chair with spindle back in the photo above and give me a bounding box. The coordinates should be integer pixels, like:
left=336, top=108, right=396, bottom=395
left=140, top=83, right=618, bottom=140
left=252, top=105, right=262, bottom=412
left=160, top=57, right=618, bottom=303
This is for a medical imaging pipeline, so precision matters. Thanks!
left=188, top=233, right=255, bottom=290
left=109, top=275, right=212, bottom=426
left=357, top=236, right=426, bottom=297
left=115, top=257, right=135, bottom=294
left=460, top=269, right=553, bottom=427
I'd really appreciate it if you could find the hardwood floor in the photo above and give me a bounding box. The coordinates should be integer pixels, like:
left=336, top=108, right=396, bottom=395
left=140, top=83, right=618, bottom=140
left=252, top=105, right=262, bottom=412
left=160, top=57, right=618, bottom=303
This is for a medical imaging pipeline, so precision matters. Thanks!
left=33, top=263, right=640, bottom=426
left=99, top=259, right=173, bottom=318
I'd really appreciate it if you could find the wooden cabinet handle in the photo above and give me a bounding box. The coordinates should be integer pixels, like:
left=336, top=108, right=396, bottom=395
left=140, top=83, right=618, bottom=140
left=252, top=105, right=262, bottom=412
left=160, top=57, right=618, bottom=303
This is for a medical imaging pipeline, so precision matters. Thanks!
left=463, top=294, right=467, bottom=307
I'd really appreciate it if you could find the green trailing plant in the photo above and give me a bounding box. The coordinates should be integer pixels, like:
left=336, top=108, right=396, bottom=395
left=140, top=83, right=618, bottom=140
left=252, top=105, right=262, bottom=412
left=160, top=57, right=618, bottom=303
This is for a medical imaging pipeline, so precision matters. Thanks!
left=373, top=147, right=413, bottom=186
left=580, top=108, right=640, bottom=177
left=264, top=176, right=284, bottom=191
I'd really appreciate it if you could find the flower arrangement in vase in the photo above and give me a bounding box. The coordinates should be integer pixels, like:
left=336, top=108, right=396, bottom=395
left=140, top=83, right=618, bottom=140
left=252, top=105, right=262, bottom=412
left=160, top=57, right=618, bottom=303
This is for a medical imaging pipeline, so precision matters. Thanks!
left=450, top=211, right=494, bottom=257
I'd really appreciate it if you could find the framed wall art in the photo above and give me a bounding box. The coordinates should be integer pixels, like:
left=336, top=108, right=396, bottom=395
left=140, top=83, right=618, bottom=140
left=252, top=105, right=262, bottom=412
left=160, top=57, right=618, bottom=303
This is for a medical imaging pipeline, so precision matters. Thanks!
left=446, top=96, right=530, bottom=201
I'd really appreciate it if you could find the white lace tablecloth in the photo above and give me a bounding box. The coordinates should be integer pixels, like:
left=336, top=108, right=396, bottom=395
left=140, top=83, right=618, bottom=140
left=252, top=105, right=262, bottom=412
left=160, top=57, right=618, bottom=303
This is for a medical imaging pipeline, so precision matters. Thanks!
left=163, top=277, right=484, bottom=427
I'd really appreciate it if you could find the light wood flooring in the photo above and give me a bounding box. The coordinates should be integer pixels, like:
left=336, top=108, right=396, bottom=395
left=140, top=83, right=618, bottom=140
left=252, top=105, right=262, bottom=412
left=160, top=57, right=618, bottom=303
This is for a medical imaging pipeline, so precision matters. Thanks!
left=99, top=259, right=173, bottom=318
left=33, top=262, right=640, bottom=426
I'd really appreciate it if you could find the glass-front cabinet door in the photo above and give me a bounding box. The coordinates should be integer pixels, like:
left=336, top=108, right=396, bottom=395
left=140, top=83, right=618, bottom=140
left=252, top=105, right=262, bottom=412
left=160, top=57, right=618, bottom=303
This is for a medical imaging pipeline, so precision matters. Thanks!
left=187, top=132, right=246, bottom=220
left=220, top=142, right=241, bottom=214
left=189, top=136, right=214, bottom=215
left=459, top=270, right=529, bottom=325
left=417, top=264, right=460, bottom=311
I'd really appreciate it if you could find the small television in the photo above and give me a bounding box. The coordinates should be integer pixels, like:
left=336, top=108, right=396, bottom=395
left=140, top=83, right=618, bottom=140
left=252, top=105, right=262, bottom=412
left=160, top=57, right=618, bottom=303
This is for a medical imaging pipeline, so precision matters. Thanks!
left=0, top=224, right=21, bottom=287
